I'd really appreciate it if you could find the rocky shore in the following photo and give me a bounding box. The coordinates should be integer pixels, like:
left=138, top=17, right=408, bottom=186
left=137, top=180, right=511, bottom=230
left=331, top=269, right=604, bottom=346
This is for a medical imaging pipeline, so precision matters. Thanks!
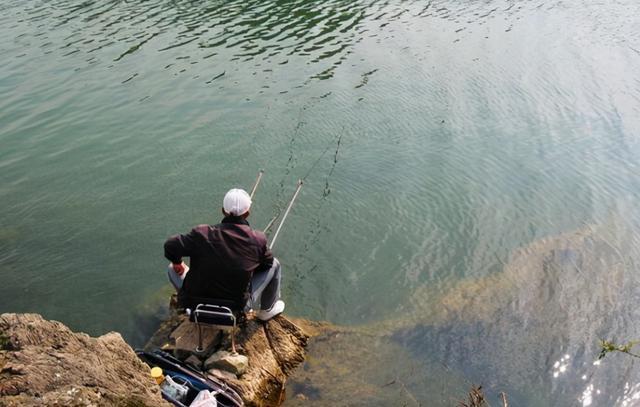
left=0, top=312, right=321, bottom=406
left=0, top=313, right=167, bottom=406
left=144, top=308, right=324, bottom=406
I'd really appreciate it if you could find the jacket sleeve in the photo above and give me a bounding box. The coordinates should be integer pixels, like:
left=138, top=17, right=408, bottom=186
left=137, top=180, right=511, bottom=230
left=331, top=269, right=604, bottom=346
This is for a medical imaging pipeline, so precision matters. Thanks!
left=256, top=231, right=274, bottom=271
left=164, top=229, right=199, bottom=264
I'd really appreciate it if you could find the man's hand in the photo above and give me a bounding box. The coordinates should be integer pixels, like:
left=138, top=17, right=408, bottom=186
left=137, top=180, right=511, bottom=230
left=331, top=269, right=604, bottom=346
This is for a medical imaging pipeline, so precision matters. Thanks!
left=172, top=262, right=186, bottom=276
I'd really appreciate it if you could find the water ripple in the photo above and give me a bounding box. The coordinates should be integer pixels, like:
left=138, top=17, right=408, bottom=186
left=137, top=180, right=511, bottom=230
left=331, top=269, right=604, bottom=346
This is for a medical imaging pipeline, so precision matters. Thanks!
left=3, top=0, right=561, bottom=88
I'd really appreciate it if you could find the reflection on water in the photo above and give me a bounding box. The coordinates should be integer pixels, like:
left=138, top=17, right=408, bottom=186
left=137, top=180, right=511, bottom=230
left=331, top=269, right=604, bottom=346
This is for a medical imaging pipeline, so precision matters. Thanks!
left=552, top=354, right=571, bottom=379
left=401, top=212, right=640, bottom=406
left=3, top=0, right=550, bottom=87
left=2, top=0, right=640, bottom=405
left=617, top=382, right=640, bottom=407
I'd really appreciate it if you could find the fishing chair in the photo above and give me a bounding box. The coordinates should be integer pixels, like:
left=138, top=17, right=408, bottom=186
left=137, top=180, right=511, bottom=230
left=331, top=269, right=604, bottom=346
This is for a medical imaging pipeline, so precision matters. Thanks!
left=183, top=297, right=243, bottom=354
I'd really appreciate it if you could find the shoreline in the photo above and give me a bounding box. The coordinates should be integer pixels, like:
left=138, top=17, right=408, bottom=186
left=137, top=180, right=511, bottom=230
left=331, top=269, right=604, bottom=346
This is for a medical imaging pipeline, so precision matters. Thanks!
left=0, top=311, right=322, bottom=406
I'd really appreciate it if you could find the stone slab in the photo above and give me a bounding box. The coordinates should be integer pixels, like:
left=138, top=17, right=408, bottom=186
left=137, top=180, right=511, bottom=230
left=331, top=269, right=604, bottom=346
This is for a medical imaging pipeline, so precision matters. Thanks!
left=170, top=320, right=221, bottom=354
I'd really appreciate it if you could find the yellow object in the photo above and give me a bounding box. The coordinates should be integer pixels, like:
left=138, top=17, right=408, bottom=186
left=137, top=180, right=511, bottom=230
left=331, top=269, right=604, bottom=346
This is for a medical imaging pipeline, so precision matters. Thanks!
left=150, top=367, right=164, bottom=385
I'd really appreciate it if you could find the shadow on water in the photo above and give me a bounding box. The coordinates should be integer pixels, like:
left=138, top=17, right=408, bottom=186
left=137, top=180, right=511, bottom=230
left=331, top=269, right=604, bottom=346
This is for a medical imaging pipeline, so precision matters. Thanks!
left=121, top=285, right=174, bottom=348
left=285, top=207, right=640, bottom=406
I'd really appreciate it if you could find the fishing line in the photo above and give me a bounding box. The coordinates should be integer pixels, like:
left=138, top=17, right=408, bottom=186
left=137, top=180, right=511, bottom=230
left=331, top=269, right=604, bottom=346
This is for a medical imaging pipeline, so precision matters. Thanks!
left=301, top=132, right=343, bottom=182
left=264, top=132, right=343, bottom=234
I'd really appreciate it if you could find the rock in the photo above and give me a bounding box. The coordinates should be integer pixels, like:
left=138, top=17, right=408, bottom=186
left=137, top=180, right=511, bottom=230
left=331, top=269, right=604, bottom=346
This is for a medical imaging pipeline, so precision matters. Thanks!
left=185, top=354, right=203, bottom=370
left=204, top=350, right=248, bottom=375
left=223, top=316, right=312, bottom=406
left=170, top=319, right=222, bottom=355
left=0, top=313, right=170, bottom=406
left=207, top=368, right=238, bottom=381
left=144, top=308, right=185, bottom=352
left=0, top=308, right=329, bottom=407
left=146, top=313, right=322, bottom=406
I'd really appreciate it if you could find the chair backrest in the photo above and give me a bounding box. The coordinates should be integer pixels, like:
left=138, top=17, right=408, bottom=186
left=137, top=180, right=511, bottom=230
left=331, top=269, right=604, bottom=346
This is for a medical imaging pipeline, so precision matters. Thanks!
left=190, top=304, right=235, bottom=328
left=184, top=298, right=241, bottom=354
left=180, top=295, right=242, bottom=314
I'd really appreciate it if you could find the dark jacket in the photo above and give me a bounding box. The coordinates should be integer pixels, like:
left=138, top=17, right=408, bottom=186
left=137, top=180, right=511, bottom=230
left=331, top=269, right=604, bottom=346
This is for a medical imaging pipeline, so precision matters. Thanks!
left=164, top=216, right=273, bottom=309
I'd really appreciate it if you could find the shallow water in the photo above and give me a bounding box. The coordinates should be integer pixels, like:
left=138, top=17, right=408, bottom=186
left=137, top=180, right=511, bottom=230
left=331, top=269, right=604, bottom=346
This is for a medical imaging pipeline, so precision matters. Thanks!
left=284, top=215, right=640, bottom=405
left=2, top=0, right=640, bottom=404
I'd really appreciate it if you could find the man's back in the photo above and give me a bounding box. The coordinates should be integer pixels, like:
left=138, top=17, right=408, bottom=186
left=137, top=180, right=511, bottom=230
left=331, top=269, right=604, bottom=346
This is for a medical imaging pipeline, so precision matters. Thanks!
left=164, top=216, right=273, bottom=309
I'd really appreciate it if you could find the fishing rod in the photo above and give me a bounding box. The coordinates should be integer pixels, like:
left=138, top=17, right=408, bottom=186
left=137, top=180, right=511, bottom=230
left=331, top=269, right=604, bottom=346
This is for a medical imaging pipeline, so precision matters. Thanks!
left=263, top=214, right=279, bottom=234
left=246, top=169, right=290, bottom=237
left=249, top=169, right=264, bottom=199
left=246, top=169, right=279, bottom=233
left=269, top=179, right=303, bottom=250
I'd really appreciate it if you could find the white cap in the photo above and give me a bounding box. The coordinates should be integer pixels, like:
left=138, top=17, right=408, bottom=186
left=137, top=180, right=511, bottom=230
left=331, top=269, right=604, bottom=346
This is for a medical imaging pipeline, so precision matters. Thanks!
left=223, top=188, right=252, bottom=216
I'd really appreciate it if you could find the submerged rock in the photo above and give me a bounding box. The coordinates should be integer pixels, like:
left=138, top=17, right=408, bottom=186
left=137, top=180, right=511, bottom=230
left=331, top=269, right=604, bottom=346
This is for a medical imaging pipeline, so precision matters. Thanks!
left=0, top=313, right=168, bottom=406
left=285, top=216, right=640, bottom=405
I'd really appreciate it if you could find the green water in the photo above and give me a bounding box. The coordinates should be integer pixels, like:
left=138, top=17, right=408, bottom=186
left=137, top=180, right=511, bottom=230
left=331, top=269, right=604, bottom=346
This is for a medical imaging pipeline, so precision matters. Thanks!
left=2, top=0, right=640, bottom=404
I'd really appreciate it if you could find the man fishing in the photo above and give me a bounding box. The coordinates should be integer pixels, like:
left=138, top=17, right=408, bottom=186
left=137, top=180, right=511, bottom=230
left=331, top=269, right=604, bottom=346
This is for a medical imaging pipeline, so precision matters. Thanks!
left=164, top=188, right=285, bottom=321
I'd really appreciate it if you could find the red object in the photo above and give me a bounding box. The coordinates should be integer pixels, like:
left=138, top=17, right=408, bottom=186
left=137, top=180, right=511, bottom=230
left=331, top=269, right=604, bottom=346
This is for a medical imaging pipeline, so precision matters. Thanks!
left=172, top=263, right=185, bottom=275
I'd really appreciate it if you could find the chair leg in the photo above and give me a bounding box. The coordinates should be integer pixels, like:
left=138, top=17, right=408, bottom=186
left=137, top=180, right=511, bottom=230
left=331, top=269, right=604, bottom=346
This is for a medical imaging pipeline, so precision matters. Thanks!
left=231, top=325, right=237, bottom=354
left=196, top=323, right=204, bottom=353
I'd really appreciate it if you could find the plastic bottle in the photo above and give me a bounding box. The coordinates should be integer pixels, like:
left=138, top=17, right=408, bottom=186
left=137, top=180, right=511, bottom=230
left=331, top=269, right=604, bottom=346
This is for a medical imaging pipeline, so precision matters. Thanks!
left=189, top=389, right=218, bottom=407
left=161, top=375, right=189, bottom=402
left=150, top=367, right=164, bottom=385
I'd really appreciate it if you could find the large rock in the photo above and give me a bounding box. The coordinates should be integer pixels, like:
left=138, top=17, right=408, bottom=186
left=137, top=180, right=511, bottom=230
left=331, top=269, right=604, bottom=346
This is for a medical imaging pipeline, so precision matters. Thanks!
left=0, top=313, right=169, bottom=406
left=205, top=351, right=248, bottom=375
left=146, top=311, right=320, bottom=407
left=223, top=316, right=311, bottom=406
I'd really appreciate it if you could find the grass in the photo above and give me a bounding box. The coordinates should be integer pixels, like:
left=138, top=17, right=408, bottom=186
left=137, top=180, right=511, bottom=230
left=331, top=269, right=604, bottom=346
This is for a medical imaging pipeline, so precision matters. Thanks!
left=0, top=332, right=10, bottom=350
